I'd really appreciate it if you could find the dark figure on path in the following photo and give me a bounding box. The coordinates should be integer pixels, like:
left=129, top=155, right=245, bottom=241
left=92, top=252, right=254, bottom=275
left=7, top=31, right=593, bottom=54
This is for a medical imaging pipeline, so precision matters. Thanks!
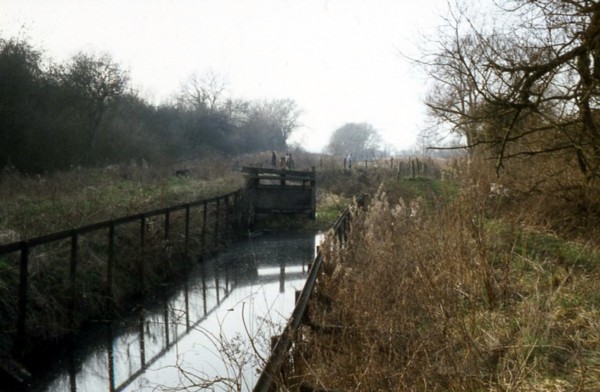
left=271, top=151, right=277, bottom=168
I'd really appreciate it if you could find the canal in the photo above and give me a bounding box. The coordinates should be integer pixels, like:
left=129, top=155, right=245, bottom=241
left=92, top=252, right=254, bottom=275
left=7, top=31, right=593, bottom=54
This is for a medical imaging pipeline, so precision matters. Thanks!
left=26, top=231, right=321, bottom=392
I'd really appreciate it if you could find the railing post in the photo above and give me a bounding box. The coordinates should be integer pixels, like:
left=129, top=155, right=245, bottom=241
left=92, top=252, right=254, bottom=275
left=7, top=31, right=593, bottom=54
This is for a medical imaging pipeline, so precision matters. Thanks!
left=107, top=223, right=115, bottom=308
left=184, top=205, right=190, bottom=256
left=15, top=242, right=29, bottom=357
left=69, top=232, right=78, bottom=328
left=214, top=198, right=220, bottom=250
left=164, top=210, right=170, bottom=241
left=139, top=215, right=146, bottom=292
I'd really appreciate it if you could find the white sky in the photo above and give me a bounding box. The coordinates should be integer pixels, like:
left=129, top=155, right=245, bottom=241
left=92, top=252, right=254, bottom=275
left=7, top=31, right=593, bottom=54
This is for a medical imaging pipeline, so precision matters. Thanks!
left=1, top=0, right=447, bottom=152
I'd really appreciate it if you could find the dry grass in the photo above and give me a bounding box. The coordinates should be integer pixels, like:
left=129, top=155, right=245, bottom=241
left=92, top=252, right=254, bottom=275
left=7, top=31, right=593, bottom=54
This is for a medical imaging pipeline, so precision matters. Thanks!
left=0, top=157, right=245, bottom=241
left=288, top=156, right=600, bottom=391
left=0, top=155, right=249, bottom=356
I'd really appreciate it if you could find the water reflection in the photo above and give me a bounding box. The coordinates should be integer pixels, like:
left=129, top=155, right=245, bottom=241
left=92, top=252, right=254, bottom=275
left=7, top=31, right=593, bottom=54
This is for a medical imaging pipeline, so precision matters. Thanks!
left=29, top=232, right=319, bottom=392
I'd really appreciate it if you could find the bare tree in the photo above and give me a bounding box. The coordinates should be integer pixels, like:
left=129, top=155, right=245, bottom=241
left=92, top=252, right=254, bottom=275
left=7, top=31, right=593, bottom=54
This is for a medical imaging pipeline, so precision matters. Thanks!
left=61, top=52, right=129, bottom=165
left=178, top=70, right=228, bottom=112
left=235, top=99, right=303, bottom=152
left=326, top=122, right=382, bottom=160
left=422, top=0, right=600, bottom=182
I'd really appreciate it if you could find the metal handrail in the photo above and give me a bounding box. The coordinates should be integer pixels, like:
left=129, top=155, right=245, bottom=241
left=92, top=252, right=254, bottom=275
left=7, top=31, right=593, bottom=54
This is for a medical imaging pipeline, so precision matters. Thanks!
left=0, top=190, right=241, bottom=253
left=1, top=189, right=243, bottom=357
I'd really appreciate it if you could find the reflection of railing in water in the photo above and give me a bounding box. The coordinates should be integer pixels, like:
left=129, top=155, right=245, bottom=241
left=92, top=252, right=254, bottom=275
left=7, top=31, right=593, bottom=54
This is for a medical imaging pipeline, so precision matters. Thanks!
left=110, top=263, right=233, bottom=392
left=57, top=254, right=309, bottom=392
left=50, top=260, right=234, bottom=392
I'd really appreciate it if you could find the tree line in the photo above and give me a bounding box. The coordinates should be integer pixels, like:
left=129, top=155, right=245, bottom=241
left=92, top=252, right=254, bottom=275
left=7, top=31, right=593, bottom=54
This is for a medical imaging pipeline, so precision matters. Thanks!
left=0, top=37, right=302, bottom=174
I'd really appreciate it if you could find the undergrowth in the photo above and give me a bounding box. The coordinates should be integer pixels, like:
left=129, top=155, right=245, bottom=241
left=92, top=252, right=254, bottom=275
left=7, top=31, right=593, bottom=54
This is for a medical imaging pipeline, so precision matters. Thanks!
left=288, top=157, right=600, bottom=391
left=0, top=158, right=245, bottom=241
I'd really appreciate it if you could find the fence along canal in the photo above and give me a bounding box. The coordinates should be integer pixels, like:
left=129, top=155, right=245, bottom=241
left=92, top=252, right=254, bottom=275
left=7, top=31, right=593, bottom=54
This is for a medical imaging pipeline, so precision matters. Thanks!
left=253, top=195, right=358, bottom=392
left=0, top=166, right=319, bottom=386
left=0, top=189, right=245, bottom=381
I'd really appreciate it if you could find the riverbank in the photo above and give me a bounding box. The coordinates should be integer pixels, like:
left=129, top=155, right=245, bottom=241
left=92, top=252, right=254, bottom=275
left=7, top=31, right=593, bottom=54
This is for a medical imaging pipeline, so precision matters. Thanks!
left=287, top=157, right=600, bottom=391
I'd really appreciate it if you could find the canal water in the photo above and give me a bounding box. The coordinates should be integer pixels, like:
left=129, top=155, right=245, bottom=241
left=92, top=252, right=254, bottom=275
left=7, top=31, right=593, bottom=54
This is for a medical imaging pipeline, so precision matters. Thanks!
left=27, top=232, right=321, bottom=392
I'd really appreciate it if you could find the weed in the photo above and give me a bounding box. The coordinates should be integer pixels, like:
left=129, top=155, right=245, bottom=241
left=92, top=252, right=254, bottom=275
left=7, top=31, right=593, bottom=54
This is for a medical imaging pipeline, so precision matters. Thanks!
left=286, top=156, right=600, bottom=391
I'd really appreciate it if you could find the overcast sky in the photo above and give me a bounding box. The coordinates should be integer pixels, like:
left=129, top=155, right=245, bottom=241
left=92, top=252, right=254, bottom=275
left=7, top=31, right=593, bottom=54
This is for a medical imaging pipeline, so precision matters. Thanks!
left=1, top=0, right=447, bottom=152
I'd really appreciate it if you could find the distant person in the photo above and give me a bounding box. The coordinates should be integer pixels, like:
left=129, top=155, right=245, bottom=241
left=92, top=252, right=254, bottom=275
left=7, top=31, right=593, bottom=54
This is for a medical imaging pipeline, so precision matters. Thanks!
left=287, top=153, right=294, bottom=169
left=271, top=151, right=277, bottom=168
left=347, top=153, right=352, bottom=170
left=285, top=153, right=290, bottom=169
left=279, top=156, right=286, bottom=169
